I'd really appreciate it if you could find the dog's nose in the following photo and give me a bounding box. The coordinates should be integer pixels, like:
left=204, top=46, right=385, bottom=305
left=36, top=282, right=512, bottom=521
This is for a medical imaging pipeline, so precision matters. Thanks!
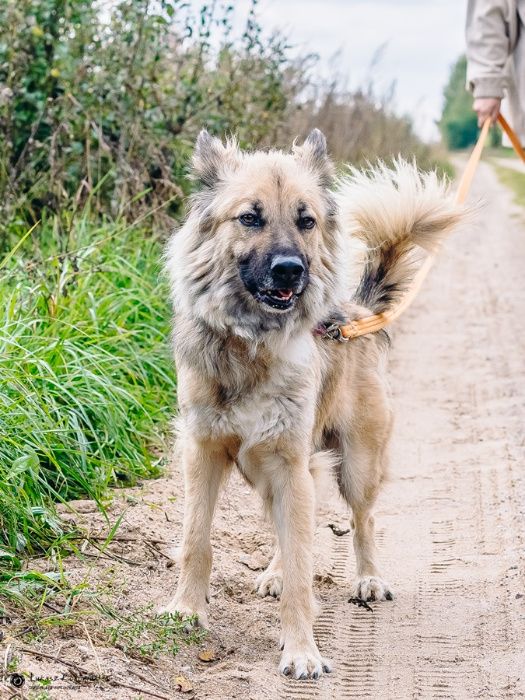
left=270, top=255, right=304, bottom=285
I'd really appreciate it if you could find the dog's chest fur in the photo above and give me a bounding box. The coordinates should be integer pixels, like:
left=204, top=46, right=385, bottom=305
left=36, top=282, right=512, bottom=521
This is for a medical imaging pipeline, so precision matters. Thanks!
left=178, top=327, right=319, bottom=448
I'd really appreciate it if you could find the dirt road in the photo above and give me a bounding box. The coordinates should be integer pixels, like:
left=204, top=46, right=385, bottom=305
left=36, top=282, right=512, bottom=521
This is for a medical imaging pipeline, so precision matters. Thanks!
left=6, top=160, right=525, bottom=699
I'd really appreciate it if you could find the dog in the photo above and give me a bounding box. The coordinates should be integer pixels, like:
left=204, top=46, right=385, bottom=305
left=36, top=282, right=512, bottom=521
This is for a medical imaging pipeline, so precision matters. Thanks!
left=162, top=129, right=464, bottom=679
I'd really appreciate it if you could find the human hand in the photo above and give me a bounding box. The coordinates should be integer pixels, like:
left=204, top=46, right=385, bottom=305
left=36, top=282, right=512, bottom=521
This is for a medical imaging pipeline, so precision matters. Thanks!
left=473, top=97, right=501, bottom=127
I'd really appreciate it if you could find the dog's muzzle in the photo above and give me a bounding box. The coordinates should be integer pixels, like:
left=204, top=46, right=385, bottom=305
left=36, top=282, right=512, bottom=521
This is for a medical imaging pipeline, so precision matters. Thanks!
left=256, top=254, right=307, bottom=310
left=239, top=249, right=309, bottom=312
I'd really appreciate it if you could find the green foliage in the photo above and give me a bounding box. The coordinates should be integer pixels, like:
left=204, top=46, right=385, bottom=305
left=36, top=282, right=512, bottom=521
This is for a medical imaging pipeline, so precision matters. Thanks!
left=0, top=568, right=65, bottom=607
left=0, top=0, right=292, bottom=230
left=0, top=0, right=448, bottom=239
left=0, top=216, right=175, bottom=561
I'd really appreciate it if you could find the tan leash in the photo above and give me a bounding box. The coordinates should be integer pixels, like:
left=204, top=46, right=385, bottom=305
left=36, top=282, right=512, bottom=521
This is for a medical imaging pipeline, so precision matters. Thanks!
left=338, top=115, right=525, bottom=340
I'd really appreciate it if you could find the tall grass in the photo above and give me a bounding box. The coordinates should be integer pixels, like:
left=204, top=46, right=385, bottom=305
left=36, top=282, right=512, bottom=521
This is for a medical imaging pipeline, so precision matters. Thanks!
left=0, top=217, right=175, bottom=567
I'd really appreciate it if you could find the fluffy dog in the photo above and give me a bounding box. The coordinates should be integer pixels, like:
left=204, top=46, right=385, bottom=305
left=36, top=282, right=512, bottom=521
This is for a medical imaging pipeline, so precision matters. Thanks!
left=163, top=129, right=463, bottom=679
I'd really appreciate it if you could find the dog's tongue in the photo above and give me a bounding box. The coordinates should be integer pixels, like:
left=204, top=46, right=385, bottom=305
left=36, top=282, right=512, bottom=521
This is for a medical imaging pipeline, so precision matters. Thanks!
left=275, top=289, right=293, bottom=300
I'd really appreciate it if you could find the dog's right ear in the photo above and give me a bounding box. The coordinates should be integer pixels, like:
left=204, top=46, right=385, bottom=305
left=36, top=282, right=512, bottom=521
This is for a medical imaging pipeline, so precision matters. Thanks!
left=192, top=130, right=241, bottom=188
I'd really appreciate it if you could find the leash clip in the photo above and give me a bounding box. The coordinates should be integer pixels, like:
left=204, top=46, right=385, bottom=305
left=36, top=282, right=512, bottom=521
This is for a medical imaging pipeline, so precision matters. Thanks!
left=320, top=322, right=349, bottom=342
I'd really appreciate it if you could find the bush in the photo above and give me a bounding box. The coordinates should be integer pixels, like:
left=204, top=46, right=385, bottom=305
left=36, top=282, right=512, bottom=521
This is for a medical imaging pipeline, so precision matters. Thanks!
left=0, top=0, right=292, bottom=232
left=0, top=0, right=449, bottom=242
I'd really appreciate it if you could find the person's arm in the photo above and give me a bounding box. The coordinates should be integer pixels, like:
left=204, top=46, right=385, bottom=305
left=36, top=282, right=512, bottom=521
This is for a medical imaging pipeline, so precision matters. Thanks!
left=466, top=0, right=510, bottom=124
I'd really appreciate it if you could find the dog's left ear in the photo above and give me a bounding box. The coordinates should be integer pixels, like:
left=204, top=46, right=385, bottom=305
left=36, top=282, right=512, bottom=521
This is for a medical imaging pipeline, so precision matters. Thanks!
left=293, top=129, right=333, bottom=185
left=192, top=130, right=241, bottom=188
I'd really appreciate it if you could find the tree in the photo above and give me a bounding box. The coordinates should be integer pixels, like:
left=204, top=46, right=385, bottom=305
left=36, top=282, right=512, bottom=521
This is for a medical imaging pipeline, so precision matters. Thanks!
left=439, top=55, right=480, bottom=149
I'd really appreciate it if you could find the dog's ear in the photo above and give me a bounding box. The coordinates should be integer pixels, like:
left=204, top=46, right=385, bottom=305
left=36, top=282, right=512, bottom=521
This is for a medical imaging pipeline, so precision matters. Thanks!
left=192, top=130, right=241, bottom=188
left=293, top=129, right=333, bottom=185
left=304, top=128, right=328, bottom=161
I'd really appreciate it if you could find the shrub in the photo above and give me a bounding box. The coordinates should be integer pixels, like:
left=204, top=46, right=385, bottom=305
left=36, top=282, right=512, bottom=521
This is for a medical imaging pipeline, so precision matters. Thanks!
left=0, top=0, right=292, bottom=232
left=0, top=0, right=448, bottom=243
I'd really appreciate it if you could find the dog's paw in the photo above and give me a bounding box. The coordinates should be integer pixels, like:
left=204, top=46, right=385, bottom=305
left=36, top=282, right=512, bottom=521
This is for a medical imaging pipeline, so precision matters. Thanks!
left=157, top=598, right=209, bottom=630
left=354, top=575, right=394, bottom=602
left=279, top=643, right=332, bottom=680
left=255, top=569, right=283, bottom=598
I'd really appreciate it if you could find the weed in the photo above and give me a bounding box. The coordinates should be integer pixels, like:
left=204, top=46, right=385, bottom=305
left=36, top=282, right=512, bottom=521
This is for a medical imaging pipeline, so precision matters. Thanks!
left=102, top=604, right=204, bottom=660
left=492, top=163, right=525, bottom=208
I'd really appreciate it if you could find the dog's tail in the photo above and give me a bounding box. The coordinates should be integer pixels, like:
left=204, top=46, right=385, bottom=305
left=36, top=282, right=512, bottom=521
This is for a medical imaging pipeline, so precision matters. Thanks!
left=336, top=159, right=466, bottom=314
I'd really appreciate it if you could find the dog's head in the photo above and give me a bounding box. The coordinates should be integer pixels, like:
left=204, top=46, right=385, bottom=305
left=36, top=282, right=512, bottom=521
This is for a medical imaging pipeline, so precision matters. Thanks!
left=172, top=129, right=341, bottom=337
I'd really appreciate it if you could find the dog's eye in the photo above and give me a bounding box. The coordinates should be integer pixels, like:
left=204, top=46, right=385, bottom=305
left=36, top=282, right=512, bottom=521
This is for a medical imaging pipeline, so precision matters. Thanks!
left=298, top=216, right=316, bottom=230
left=239, top=212, right=262, bottom=227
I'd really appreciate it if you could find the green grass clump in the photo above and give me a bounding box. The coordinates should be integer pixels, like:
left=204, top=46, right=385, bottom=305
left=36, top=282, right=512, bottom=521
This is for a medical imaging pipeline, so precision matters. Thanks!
left=492, top=163, right=525, bottom=208
left=103, top=605, right=204, bottom=660
left=484, top=146, right=519, bottom=160
left=0, top=218, right=176, bottom=564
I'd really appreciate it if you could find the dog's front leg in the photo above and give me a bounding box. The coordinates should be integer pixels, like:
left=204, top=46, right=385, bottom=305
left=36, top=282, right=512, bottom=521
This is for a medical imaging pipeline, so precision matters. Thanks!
left=160, top=437, right=229, bottom=628
left=272, top=461, right=332, bottom=679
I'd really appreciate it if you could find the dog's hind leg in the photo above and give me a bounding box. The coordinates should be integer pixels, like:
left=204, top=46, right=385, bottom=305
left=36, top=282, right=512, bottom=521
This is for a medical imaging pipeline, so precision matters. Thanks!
left=336, top=385, right=395, bottom=602
left=255, top=544, right=283, bottom=598
left=351, top=502, right=393, bottom=602
left=255, top=450, right=334, bottom=600
left=160, top=437, right=230, bottom=627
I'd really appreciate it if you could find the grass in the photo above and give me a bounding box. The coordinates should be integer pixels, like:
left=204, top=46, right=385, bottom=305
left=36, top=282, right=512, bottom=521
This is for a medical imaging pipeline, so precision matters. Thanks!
left=103, top=605, right=204, bottom=660
left=484, top=146, right=520, bottom=160
left=3, top=598, right=203, bottom=693
left=493, top=163, right=525, bottom=208
left=0, top=214, right=176, bottom=598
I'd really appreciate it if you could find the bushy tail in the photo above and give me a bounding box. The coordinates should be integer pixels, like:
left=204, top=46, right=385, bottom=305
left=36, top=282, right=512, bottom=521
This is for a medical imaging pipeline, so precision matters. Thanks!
left=336, top=159, right=466, bottom=314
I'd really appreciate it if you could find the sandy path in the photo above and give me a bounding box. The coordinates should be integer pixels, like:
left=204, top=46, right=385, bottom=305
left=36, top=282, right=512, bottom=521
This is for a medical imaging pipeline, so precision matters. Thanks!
left=5, top=160, right=525, bottom=699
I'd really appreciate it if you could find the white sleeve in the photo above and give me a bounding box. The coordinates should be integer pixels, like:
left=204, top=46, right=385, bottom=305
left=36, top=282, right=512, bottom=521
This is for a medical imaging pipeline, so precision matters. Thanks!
left=466, top=0, right=511, bottom=97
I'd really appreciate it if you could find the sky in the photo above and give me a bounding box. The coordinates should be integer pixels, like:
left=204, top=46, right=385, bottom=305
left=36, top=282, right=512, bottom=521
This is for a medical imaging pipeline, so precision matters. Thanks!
left=211, top=0, right=469, bottom=142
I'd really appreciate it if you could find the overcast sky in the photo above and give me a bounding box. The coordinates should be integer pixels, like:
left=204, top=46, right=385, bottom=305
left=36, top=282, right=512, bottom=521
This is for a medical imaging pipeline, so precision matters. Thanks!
left=211, top=0, right=469, bottom=142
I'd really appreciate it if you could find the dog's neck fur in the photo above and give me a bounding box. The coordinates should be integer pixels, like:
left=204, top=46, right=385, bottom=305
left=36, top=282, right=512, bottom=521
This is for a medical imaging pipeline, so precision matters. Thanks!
left=173, top=309, right=315, bottom=396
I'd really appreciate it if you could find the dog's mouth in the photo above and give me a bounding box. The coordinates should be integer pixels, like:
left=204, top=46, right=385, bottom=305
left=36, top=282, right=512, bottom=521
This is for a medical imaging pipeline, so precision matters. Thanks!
left=255, top=287, right=298, bottom=310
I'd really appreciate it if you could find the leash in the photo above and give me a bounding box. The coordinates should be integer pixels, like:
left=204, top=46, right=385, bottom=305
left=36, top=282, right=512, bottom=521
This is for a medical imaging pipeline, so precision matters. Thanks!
left=336, top=115, right=525, bottom=341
